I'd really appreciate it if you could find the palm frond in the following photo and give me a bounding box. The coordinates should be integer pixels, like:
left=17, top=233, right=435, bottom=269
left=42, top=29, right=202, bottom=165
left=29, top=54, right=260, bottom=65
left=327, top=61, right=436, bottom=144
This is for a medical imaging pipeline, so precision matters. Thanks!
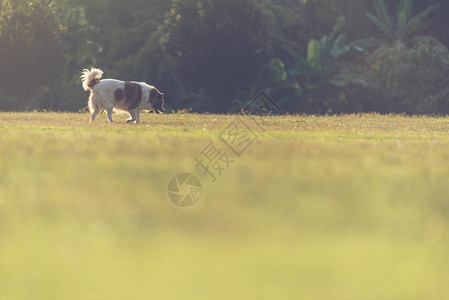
left=398, top=11, right=407, bottom=36
left=373, top=0, right=392, bottom=33
left=399, top=0, right=413, bottom=21
left=406, top=4, right=439, bottom=31
left=365, top=12, right=394, bottom=40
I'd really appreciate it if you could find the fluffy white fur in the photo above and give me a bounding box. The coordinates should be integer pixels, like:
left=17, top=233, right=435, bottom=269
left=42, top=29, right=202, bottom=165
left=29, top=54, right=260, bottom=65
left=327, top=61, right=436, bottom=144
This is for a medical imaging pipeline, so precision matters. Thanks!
left=81, top=68, right=103, bottom=92
left=81, top=68, right=163, bottom=123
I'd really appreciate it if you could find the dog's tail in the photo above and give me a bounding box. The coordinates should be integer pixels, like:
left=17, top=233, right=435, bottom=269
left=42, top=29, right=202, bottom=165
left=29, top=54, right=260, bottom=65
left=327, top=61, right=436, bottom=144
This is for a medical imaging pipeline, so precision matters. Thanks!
left=81, top=68, right=103, bottom=91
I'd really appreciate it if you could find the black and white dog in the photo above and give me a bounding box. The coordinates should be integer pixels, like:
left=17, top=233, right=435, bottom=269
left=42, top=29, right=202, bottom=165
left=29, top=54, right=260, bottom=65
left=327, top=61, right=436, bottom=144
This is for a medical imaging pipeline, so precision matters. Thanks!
left=81, top=68, right=164, bottom=123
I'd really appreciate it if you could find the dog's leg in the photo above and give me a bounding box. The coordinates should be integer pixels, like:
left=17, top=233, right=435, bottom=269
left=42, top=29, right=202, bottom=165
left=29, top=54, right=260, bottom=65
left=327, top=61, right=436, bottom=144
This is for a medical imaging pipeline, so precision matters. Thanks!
left=90, top=109, right=101, bottom=123
left=126, top=109, right=137, bottom=124
left=136, top=110, right=141, bottom=124
left=106, top=108, right=114, bottom=123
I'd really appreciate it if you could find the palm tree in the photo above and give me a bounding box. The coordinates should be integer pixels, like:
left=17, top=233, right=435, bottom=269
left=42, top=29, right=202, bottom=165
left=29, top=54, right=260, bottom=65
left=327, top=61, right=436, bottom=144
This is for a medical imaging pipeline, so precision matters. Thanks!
left=364, top=0, right=439, bottom=45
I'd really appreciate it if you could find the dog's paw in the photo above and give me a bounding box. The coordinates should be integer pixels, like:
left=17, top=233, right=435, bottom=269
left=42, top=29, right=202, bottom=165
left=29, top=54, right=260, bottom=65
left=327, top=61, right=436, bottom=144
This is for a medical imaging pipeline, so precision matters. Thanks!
left=126, top=119, right=136, bottom=124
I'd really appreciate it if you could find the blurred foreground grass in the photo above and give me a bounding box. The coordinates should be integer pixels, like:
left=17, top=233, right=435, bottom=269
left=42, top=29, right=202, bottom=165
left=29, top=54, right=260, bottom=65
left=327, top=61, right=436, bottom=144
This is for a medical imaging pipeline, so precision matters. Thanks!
left=0, top=112, right=448, bottom=299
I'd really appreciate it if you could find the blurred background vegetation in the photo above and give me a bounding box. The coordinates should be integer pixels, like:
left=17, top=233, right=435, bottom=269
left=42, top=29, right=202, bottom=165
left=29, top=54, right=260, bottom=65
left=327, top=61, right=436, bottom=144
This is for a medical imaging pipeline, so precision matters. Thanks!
left=0, top=0, right=448, bottom=114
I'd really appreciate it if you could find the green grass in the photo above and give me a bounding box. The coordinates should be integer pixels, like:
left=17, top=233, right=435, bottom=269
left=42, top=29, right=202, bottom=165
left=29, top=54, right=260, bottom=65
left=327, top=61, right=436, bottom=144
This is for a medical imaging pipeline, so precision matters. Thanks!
left=0, top=112, right=448, bottom=299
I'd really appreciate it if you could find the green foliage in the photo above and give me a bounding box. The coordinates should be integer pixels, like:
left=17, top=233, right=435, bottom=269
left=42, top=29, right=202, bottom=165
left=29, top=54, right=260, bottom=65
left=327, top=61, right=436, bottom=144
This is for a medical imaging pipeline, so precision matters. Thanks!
left=0, top=0, right=99, bottom=110
left=352, top=0, right=449, bottom=114
left=0, top=0, right=448, bottom=114
left=0, top=0, right=64, bottom=109
left=369, top=38, right=449, bottom=114
left=364, top=0, right=439, bottom=44
left=161, top=0, right=271, bottom=112
left=262, top=16, right=366, bottom=113
left=51, top=0, right=100, bottom=111
left=307, top=39, right=321, bottom=73
left=314, top=16, right=353, bottom=79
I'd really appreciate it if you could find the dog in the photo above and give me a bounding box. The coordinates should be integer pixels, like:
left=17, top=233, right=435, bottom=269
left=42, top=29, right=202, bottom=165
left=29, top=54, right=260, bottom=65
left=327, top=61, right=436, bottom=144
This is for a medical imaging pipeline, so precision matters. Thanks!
left=81, top=68, right=164, bottom=123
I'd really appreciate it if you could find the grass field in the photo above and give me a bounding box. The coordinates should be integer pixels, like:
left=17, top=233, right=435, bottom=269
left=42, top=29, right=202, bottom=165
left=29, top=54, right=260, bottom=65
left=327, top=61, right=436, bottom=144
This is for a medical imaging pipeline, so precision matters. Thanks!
left=0, top=112, right=448, bottom=299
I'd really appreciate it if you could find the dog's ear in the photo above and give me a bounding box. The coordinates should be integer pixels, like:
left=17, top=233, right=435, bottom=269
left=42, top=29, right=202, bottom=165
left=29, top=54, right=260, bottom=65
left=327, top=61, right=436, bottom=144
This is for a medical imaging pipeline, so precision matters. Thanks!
left=158, top=92, right=165, bottom=111
left=149, top=88, right=158, bottom=103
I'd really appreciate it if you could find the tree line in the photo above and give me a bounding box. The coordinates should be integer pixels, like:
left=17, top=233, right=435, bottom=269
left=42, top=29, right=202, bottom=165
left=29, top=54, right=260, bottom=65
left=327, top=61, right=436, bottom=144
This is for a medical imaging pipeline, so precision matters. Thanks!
left=0, top=0, right=448, bottom=114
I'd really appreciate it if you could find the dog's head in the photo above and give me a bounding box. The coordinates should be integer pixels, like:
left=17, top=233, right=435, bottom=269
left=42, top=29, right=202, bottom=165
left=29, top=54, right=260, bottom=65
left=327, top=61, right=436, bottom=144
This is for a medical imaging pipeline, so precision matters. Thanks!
left=149, top=88, right=165, bottom=114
